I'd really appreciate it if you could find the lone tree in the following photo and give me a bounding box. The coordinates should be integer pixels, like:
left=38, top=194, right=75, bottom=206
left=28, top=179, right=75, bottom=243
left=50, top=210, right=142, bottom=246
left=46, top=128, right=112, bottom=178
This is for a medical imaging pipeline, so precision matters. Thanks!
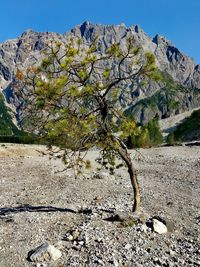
left=15, top=36, right=160, bottom=212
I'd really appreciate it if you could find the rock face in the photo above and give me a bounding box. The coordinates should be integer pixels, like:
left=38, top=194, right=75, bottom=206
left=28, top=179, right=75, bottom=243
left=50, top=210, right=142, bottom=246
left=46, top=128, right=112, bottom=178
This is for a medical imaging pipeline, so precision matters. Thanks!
left=0, top=21, right=200, bottom=124
left=70, top=22, right=200, bottom=89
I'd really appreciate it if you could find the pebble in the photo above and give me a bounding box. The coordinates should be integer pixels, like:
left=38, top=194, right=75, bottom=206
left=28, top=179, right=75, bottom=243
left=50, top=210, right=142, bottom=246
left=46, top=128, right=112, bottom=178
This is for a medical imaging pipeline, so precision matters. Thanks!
left=125, top=243, right=132, bottom=250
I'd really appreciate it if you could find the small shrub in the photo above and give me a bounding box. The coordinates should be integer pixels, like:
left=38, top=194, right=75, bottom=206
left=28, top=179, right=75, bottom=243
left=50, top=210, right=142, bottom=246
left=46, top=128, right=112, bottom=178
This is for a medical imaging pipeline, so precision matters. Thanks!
left=127, top=117, right=163, bottom=148
left=119, top=219, right=138, bottom=228
left=166, top=132, right=176, bottom=146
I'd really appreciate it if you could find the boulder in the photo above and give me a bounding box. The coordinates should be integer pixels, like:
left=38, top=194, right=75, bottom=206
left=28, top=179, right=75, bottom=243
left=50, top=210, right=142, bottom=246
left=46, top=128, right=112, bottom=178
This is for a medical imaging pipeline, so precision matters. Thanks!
left=152, top=218, right=168, bottom=234
left=28, top=242, right=62, bottom=262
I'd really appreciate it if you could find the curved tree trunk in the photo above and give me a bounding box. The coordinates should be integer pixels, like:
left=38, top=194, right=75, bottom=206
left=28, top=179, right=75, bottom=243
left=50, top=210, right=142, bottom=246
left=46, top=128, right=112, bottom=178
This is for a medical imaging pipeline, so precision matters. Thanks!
left=116, top=144, right=141, bottom=212
left=126, top=155, right=140, bottom=212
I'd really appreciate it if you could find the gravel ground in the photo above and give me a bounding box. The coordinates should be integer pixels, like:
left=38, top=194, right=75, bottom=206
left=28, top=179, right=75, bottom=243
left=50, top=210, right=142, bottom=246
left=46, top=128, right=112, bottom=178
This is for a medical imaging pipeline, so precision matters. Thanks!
left=0, top=143, right=199, bottom=267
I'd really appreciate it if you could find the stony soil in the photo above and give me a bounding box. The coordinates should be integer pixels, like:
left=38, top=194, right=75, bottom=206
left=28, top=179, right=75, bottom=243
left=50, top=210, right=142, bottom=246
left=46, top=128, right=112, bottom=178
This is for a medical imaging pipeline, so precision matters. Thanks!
left=0, top=143, right=199, bottom=267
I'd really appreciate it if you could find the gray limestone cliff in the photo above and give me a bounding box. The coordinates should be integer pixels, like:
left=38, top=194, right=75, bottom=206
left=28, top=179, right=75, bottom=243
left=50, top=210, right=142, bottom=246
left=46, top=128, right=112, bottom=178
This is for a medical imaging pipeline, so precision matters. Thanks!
left=0, top=22, right=200, bottom=124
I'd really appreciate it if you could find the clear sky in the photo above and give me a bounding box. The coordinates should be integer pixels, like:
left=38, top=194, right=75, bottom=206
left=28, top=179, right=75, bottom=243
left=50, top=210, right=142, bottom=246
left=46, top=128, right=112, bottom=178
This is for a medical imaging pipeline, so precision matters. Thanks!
left=0, top=0, right=199, bottom=63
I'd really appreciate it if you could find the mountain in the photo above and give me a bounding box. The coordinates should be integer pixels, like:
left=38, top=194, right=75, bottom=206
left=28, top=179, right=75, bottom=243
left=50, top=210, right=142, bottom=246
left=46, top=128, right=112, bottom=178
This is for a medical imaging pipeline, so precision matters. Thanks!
left=0, top=92, right=22, bottom=136
left=0, top=21, right=200, bottom=126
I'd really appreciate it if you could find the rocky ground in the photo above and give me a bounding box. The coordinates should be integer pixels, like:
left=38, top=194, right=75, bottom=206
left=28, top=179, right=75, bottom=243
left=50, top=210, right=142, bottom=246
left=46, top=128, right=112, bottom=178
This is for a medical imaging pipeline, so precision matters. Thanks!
left=0, top=143, right=199, bottom=267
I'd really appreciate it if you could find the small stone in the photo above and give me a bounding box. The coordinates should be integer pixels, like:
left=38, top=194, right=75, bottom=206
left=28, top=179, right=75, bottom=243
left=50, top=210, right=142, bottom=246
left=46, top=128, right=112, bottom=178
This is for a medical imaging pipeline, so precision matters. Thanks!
left=94, top=196, right=102, bottom=202
left=113, top=257, right=119, bottom=267
left=28, top=243, right=62, bottom=262
left=153, top=219, right=168, bottom=234
left=169, top=249, right=175, bottom=256
left=99, top=171, right=109, bottom=179
left=67, top=234, right=74, bottom=241
left=141, top=224, right=148, bottom=233
left=96, top=238, right=103, bottom=243
left=54, top=240, right=68, bottom=249
left=72, top=230, right=80, bottom=240
left=125, top=243, right=132, bottom=250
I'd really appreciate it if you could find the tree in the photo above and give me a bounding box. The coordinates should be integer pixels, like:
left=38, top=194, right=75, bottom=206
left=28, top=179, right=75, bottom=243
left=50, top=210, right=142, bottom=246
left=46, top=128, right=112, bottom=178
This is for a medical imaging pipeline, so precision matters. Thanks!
left=146, top=116, right=163, bottom=146
left=127, top=116, right=163, bottom=148
left=167, top=132, right=175, bottom=146
left=128, top=126, right=150, bottom=148
left=14, top=36, right=160, bottom=212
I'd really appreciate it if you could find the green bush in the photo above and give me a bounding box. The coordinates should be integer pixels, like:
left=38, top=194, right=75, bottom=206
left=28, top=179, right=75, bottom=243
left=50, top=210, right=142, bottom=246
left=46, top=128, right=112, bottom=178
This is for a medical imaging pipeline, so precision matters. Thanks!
left=146, top=117, right=163, bottom=145
left=0, top=135, right=44, bottom=144
left=127, top=117, right=163, bottom=148
left=166, top=132, right=176, bottom=145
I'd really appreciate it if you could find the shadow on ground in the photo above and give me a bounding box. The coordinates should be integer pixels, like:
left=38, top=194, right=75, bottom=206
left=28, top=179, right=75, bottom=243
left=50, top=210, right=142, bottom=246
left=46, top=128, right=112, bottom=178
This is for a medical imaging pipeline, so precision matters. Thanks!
left=0, top=204, right=77, bottom=216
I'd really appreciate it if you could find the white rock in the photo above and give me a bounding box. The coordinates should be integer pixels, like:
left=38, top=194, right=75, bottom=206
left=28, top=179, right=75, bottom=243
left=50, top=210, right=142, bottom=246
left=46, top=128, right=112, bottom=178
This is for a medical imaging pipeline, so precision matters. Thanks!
left=141, top=224, right=148, bottom=233
left=153, top=219, right=168, bottom=234
left=125, top=243, right=132, bottom=250
left=66, top=234, right=73, bottom=241
left=97, top=171, right=110, bottom=179
left=169, top=249, right=176, bottom=256
left=54, top=240, right=68, bottom=249
left=113, top=257, right=119, bottom=267
left=28, top=242, right=62, bottom=262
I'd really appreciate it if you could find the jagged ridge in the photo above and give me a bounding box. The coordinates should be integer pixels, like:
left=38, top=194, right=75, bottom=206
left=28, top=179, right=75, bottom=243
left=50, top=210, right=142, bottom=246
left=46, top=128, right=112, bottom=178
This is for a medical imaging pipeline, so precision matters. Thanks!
left=0, top=22, right=200, bottom=124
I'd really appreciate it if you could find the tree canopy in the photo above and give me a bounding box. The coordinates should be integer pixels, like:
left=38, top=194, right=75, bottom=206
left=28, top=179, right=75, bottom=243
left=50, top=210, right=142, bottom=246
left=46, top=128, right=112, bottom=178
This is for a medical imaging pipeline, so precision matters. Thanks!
left=14, top=35, right=161, bottom=211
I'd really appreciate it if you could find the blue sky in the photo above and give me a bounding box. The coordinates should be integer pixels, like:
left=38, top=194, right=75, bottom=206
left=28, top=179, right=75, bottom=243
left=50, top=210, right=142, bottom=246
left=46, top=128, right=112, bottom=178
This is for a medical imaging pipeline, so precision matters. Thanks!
left=0, top=0, right=199, bottom=63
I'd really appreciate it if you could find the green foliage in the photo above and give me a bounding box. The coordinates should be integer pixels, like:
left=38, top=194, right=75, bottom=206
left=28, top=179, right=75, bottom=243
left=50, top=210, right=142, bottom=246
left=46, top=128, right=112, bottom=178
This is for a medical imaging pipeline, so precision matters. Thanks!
left=166, top=132, right=176, bottom=146
left=102, top=68, right=111, bottom=79
left=167, top=109, right=200, bottom=142
left=127, top=117, right=163, bottom=148
left=12, top=36, right=163, bottom=212
left=146, top=117, right=163, bottom=145
left=128, top=126, right=149, bottom=148
left=125, top=73, right=183, bottom=123
left=0, top=92, right=46, bottom=144
left=119, top=219, right=138, bottom=228
left=0, top=135, right=44, bottom=144
left=120, top=118, right=138, bottom=139
left=106, top=43, right=122, bottom=57
left=0, top=92, right=23, bottom=136
left=14, top=36, right=160, bottom=177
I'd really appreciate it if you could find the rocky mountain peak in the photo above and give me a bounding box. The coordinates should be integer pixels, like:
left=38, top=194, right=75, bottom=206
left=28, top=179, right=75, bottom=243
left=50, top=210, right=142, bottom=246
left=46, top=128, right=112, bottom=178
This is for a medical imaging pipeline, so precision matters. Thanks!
left=21, top=29, right=36, bottom=37
left=0, top=22, right=199, bottom=124
left=69, top=21, right=130, bottom=43
left=152, top=34, right=172, bottom=46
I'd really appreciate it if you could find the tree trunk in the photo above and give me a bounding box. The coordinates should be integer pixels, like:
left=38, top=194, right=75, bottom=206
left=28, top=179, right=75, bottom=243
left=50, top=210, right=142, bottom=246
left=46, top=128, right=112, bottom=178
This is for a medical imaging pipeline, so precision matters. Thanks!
left=127, top=157, right=140, bottom=212
left=117, top=145, right=140, bottom=212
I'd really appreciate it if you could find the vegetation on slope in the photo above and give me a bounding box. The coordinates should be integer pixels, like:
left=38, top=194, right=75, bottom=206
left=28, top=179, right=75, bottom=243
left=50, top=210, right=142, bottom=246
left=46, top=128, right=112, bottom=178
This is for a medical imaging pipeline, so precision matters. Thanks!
left=0, top=92, right=41, bottom=144
left=167, top=109, right=200, bottom=144
left=125, top=72, right=200, bottom=124
left=0, top=92, right=22, bottom=136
